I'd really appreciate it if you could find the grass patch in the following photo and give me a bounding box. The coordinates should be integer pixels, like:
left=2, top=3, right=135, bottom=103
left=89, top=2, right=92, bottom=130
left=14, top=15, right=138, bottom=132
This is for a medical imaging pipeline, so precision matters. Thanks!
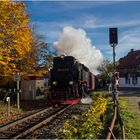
left=102, top=95, right=140, bottom=139
left=93, top=91, right=140, bottom=139
left=119, top=97, right=140, bottom=139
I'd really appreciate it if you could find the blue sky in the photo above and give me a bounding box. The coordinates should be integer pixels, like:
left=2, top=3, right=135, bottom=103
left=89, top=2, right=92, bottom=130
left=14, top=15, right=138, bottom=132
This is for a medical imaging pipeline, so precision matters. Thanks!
left=25, top=1, right=140, bottom=61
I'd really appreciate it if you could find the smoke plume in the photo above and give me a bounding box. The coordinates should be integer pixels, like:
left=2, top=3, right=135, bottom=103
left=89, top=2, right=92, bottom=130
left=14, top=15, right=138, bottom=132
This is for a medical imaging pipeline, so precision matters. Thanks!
left=54, top=26, right=103, bottom=75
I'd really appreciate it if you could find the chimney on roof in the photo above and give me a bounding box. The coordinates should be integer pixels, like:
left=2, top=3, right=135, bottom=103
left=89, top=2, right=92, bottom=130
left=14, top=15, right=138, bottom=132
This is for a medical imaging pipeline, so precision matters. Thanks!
left=131, top=49, right=134, bottom=52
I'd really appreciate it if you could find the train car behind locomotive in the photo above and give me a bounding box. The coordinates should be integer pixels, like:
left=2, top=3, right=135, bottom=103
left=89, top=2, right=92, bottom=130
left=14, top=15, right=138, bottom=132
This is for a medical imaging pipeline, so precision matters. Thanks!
left=49, top=55, right=95, bottom=105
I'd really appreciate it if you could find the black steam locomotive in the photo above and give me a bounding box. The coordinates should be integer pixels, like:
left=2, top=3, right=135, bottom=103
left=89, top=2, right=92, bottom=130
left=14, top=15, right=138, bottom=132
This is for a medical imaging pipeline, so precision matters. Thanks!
left=49, top=55, right=95, bottom=105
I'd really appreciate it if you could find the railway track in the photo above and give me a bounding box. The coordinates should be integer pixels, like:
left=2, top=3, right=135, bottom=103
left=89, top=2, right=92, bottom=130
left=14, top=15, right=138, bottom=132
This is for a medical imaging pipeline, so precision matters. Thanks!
left=0, top=105, right=72, bottom=139
left=29, top=104, right=91, bottom=139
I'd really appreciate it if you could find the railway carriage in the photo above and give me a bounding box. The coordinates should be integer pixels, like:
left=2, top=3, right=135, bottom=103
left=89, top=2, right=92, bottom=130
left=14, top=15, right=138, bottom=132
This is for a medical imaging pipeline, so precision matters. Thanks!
left=49, top=55, right=95, bottom=105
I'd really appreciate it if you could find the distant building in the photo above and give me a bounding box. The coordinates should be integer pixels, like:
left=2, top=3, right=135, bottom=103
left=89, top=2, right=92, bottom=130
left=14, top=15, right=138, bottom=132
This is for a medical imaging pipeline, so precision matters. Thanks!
left=21, top=75, right=45, bottom=100
left=20, top=66, right=49, bottom=100
left=117, top=49, right=140, bottom=88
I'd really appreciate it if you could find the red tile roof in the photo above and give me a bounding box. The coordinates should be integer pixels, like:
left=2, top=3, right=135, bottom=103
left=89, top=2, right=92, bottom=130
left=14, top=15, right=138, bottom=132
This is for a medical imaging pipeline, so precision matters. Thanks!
left=118, top=49, right=140, bottom=69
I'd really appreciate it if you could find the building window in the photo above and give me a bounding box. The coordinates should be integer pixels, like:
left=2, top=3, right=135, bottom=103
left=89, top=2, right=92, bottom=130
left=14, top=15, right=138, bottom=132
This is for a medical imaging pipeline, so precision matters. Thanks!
left=125, top=74, right=130, bottom=84
left=132, top=75, right=137, bottom=85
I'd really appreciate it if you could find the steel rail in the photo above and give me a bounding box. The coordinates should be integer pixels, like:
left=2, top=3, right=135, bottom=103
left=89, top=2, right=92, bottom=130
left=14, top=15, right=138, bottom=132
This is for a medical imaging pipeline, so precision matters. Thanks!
left=0, top=106, right=53, bottom=132
left=13, top=104, right=73, bottom=139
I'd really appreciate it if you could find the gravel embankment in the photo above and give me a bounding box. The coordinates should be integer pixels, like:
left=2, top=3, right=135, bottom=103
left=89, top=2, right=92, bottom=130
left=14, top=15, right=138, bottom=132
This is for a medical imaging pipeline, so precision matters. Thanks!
left=28, top=105, right=90, bottom=139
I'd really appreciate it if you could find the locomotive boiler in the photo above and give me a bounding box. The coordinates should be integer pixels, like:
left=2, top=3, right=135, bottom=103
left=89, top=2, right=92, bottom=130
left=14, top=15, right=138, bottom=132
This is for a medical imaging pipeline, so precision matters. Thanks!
left=49, top=55, right=95, bottom=105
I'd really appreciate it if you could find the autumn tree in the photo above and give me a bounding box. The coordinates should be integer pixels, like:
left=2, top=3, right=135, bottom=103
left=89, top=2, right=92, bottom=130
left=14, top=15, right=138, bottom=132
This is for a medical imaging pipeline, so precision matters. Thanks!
left=97, top=60, right=114, bottom=84
left=97, top=60, right=119, bottom=86
left=31, top=30, right=56, bottom=76
left=0, top=1, right=34, bottom=83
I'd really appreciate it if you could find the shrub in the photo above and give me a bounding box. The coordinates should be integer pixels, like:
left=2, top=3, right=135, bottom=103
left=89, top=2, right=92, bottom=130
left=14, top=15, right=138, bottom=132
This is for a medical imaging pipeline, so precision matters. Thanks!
left=58, top=95, right=107, bottom=139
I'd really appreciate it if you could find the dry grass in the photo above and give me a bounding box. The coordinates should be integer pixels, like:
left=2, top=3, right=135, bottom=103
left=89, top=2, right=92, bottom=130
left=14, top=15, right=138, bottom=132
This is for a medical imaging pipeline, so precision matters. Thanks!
left=0, top=101, right=23, bottom=126
left=0, top=99, right=48, bottom=126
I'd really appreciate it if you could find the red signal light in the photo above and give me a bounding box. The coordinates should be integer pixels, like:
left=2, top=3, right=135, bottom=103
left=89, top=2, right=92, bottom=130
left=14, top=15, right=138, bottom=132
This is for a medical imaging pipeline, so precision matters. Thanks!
left=109, top=28, right=118, bottom=45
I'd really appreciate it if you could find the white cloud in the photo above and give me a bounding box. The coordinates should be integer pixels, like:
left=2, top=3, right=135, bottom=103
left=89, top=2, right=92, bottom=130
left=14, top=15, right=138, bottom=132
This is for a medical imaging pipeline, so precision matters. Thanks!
left=116, top=27, right=140, bottom=59
left=31, top=15, right=140, bottom=39
left=31, top=16, right=140, bottom=61
left=83, top=18, right=97, bottom=28
left=82, top=18, right=140, bottom=29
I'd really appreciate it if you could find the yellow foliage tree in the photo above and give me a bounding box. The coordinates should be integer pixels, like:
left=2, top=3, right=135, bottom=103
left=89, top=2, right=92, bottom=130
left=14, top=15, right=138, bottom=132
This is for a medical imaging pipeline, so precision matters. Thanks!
left=0, top=1, right=34, bottom=80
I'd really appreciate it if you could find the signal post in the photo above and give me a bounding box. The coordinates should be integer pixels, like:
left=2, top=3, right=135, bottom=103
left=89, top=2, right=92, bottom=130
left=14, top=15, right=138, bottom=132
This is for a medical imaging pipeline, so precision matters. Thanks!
left=14, top=73, right=21, bottom=110
left=107, top=28, right=125, bottom=139
left=109, top=28, right=118, bottom=99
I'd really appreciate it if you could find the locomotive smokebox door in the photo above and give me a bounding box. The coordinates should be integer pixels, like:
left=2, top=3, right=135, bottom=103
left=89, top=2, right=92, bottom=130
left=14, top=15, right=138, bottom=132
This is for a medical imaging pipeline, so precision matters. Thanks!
left=109, top=28, right=118, bottom=45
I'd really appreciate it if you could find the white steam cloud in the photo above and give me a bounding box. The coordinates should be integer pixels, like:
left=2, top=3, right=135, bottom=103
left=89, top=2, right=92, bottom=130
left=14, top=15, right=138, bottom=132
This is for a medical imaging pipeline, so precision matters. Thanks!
left=54, top=26, right=103, bottom=75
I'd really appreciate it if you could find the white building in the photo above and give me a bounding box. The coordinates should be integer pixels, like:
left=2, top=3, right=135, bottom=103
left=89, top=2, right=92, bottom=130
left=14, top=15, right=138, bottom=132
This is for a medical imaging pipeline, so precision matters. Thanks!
left=117, top=49, right=140, bottom=88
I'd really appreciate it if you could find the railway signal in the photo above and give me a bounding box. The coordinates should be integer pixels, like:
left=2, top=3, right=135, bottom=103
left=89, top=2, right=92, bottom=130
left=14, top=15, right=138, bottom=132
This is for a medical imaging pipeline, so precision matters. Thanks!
left=109, top=28, right=118, bottom=45
left=115, top=72, right=119, bottom=80
left=14, top=72, right=20, bottom=110
left=108, top=28, right=125, bottom=139
left=109, top=27, right=118, bottom=98
left=115, top=72, right=119, bottom=89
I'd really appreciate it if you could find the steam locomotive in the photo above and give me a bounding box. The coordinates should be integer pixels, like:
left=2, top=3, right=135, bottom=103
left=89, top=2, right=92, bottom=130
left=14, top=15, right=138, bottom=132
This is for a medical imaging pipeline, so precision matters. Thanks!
left=49, top=55, right=95, bottom=105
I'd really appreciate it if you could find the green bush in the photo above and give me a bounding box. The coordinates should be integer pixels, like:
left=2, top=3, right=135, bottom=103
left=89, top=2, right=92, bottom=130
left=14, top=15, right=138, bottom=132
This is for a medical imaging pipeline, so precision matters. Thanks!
left=57, top=95, right=107, bottom=139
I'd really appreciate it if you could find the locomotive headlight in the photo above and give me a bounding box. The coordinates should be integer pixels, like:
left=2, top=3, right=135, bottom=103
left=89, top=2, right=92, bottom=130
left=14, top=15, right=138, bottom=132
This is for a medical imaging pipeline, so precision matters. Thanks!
left=69, top=81, right=74, bottom=85
left=60, top=55, right=65, bottom=59
left=52, top=81, right=57, bottom=85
